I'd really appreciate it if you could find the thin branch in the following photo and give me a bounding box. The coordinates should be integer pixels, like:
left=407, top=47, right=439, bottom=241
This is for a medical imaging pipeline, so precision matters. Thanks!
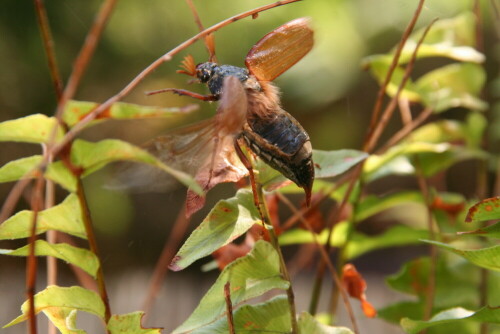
left=364, top=0, right=426, bottom=149
left=413, top=157, right=437, bottom=324
left=0, top=177, right=33, bottom=223
left=308, top=164, right=361, bottom=315
left=26, top=175, right=45, bottom=334
left=376, top=106, right=433, bottom=154
left=473, top=0, right=484, bottom=52
left=33, top=0, right=63, bottom=99
left=42, top=144, right=57, bottom=334
left=254, top=177, right=298, bottom=333
left=309, top=2, right=433, bottom=317
left=54, top=0, right=118, bottom=120
left=277, top=193, right=359, bottom=334
left=364, top=17, right=438, bottom=153
left=76, top=179, right=112, bottom=324
left=142, top=204, right=191, bottom=317
left=224, top=282, right=236, bottom=334
left=398, top=97, right=413, bottom=125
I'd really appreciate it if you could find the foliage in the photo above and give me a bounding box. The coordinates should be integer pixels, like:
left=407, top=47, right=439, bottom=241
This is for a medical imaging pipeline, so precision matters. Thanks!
left=1, top=1, right=499, bottom=334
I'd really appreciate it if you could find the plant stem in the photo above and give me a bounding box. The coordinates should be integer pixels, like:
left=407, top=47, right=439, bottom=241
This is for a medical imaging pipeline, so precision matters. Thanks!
left=76, top=179, right=112, bottom=325
left=142, top=204, right=191, bottom=317
left=33, top=0, right=63, bottom=99
left=27, top=175, right=45, bottom=334
left=253, top=173, right=298, bottom=333
left=42, top=145, right=57, bottom=334
left=277, top=193, right=359, bottom=333
left=224, top=282, right=236, bottom=334
left=363, top=0, right=426, bottom=149
left=54, top=0, right=118, bottom=120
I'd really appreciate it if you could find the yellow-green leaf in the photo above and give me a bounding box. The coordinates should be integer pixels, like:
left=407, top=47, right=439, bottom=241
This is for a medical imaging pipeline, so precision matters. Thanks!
left=0, top=240, right=99, bottom=277
left=172, top=241, right=289, bottom=333
left=0, top=194, right=86, bottom=240
left=107, top=312, right=161, bottom=334
left=63, top=100, right=197, bottom=128
left=0, top=114, right=64, bottom=144
left=0, top=155, right=77, bottom=192
left=170, top=189, right=259, bottom=271
left=4, top=286, right=104, bottom=328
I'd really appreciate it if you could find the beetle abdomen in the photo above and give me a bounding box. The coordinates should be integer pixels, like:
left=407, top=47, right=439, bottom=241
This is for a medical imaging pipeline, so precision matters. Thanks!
left=242, top=110, right=314, bottom=200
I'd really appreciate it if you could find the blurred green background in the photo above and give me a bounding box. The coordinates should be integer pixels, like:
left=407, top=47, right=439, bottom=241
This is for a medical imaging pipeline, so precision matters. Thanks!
left=0, top=0, right=494, bottom=332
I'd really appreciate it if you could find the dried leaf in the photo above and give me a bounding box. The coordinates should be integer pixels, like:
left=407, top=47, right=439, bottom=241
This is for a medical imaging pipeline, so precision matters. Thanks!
left=342, top=264, right=377, bottom=318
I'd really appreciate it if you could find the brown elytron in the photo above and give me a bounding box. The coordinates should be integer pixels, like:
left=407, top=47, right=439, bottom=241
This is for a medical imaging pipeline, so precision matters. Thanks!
left=122, top=18, right=314, bottom=216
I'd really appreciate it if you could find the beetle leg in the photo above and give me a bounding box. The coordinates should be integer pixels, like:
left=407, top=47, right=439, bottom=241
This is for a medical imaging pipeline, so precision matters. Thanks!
left=234, top=138, right=267, bottom=224
left=204, top=131, right=222, bottom=192
left=146, top=88, right=218, bottom=101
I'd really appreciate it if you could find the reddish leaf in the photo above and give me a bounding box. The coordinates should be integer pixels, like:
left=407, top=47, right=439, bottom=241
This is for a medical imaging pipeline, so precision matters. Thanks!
left=342, top=264, right=377, bottom=318
left=299, top=193, right=325, bottom=233
left=431, top=196, right=466, bottom=218
left=247, top=223, right=271, bottom=242
left=212, top=243, right=252, bottom=270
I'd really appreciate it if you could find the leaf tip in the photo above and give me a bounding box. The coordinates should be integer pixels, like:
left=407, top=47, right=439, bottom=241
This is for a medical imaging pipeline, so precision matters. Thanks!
left=169, top=256, right=183, bottom=271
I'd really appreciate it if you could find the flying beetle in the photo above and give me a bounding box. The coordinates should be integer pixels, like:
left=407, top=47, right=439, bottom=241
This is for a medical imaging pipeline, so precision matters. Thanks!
left=118, top=18, right=315, bottom=217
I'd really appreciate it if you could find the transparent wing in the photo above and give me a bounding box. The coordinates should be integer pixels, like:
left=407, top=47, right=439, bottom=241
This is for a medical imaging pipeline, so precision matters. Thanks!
left=245, top=17, right=314, bottom=82
left=110, top=76, right=249, bottom=212
left=109, top=119, right=220, bottom=192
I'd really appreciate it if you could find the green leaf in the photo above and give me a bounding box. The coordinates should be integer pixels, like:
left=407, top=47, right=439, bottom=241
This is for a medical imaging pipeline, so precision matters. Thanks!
left=4, top=286, right=104, bottom=328
left=415, top=63, right=487, bottom=112
left=0, top=114, right=64, bottom=144
left=378, top=301, right=424, bottom=324
left=107, top=312, right=161, bottom=334
left=170, top=189, right=259, bottom=271
left=364, top=142, right=487, bottom=181
left=401, top=306, right=500, bottom=334
left=172, top=241, right=289, bottom=333
left=409, top=120, right=467, bottom=143
left=0, top=155, right=77, bottom=192
left=399, top=12, right=484, bottom=63
left=313, top=149, right=368, bottom=179
left=258, top=149, right=367, bottom=190
left=0, top=155, right=42, bottom=182
left=0, top=194, right=86, bottom=240
left=46, top=161, right=78, bottom=192
left=0, top=240, right=99, bottom=277
left=63, top=100, right=197, bottom=128
left=386, top=256, right=478, bottom=308
left=465, top=197, right=500, bottom=223
left=424, top=240, right=500, bottom=272
left=344, top=225, right=429, bottom=260
left=279, top=223, right=428, bottom=261
left=184, top=296, right=291, bottom=334
left=465, top=112, right=488, bottom=148
left=70, top=139, right=202, bottom=194
left=279, top=221, right=350, bottom=248
left=298, top=312, right=355, bottom=333
left=355, top=191, right=424, bottom=221
left=43, top=308, right=86, bottom=334
left=361, top=55, right=420, bottom=101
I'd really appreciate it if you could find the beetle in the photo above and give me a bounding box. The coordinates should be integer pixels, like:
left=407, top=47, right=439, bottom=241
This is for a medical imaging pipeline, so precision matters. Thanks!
left=118, top=18, right=315, bottom=217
